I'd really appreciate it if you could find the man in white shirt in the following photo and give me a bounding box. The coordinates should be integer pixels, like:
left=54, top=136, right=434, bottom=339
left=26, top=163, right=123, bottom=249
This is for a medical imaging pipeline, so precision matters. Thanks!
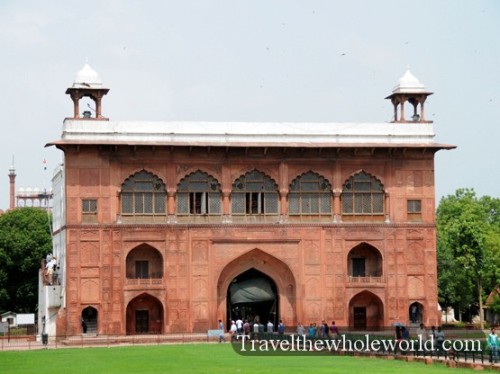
left=236, top=318, right=243, bottom=334
left=267, top=320, right=274, bottom=333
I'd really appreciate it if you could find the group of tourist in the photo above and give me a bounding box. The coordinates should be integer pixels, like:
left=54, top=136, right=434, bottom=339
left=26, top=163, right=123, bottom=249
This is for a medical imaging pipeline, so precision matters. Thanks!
left=295, top=320, right=340, bottom=339
left=218, top=317, right=286, bottom=342
left=44, top=253, right=58, bottom=285
left=400, top=323, right=498, bottom=363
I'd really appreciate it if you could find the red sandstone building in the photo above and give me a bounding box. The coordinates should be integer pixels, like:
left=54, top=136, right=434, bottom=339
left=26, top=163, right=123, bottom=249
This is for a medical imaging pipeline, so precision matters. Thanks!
left=39, top=64, right=454, bottom=336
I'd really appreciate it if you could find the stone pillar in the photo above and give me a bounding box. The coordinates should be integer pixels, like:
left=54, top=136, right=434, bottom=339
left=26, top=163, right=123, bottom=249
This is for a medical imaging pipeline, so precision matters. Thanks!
left=70, top=93, right=80, bottom=118
left=385, top=192, right=391, bottom=223
left=8, top=166, right=16, bottom=210
left=333, top=189, right=341, bottom=222
left=167, top=188, right=176, bottom=223
left=279, top=188, right=288, bottom=223
left=222, top=189, right=231, bottom=223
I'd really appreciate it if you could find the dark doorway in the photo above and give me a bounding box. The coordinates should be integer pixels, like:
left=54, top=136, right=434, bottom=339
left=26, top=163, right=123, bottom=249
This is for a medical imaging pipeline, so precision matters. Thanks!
left=353, top=307, right=367, bottom=329
left=352, top=258, right=366, bottom=277
left=409, top=302, right=423, bottom=325
left=227, top=268, right=278, bottom=327
left=135, top=310, right=149, bottom=333
left=81, top=306, right=98, bottom=334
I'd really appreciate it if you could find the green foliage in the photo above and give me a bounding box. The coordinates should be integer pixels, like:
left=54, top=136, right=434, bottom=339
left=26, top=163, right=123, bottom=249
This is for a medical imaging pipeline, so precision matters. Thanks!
left=436, top=189, right=500, bottom=320
left=0, top=208, right=52, bottom=313
left=490, top=295, right=500, bottom=315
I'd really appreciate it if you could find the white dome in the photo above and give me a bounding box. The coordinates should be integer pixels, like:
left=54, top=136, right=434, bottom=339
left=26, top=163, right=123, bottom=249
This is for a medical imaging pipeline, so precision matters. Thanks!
left=18, top=187, right=25, bottom=192
left=392, top=69, right=426, bottom=94
left=72, top=63, right=103, bottom=88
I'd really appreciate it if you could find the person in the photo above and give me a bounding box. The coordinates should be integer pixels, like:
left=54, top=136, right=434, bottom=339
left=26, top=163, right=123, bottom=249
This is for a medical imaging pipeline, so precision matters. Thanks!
left=218, top=320, right=225, bottom=343
left=401, top=326, right=410, bottom=340
left=296, top=322, right=305, bottom=336
left=410, top=305, right=418, bottom=323
left=266, top=320, right=274, bottom=333
left=307, top=323, right=316, bottom=339
left=243, top=320, right=250, bottom=337
left=277, top=320, right=285, bottom=334
left=429, top=325, right=436, bottom=341
left=230, top=320, right=237, bottom=341
left=253, top=321, right=259, bottom=336
left=46, top=265, right=54, bottom=285
left=258, top=321, right=265, bottom=335
left=330, top=321, right=340, bottom=338
left=416, top=323, right=426, bottom=342
left=45, top=256, right=57, bottom=285
left=236, top=318, right=243, bottom=334
left=395, top=325, right=403, bottom=341
left=488, top=328, right=499, bottom=363
left=435, top=326, right=445, bottom=351
left=320, top=320, right=329, bottom=338
left=81, top=318, right=87, bottom=333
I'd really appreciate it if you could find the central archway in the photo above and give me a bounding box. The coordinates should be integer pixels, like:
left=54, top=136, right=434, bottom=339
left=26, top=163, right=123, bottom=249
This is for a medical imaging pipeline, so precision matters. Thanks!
left=217, top=249, right=296, bottom=329
left=227, top=268, right=278, bottom=326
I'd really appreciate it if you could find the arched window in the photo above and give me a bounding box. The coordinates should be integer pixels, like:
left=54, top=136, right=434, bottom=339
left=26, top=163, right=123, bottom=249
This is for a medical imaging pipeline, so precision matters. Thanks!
left=231, top=170, right=279, bottom=215
left=341, top=171, right=384, bottom=216
left=289, top=171, right=331, bottom=215
left=177, top=171, right=221, bottom=215
left=121, top=170, right=166, bottom=216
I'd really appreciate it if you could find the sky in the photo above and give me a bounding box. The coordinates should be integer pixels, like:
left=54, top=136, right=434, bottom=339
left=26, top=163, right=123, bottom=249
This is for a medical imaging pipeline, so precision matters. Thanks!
left=0, top=0, right=499, bottom=210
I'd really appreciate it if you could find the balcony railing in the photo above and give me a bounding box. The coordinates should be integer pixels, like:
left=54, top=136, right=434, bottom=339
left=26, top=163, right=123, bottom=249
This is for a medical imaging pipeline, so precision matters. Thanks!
left=347, top=276, right=384, bottom=284
left=125, top=278, right=164, bottom=286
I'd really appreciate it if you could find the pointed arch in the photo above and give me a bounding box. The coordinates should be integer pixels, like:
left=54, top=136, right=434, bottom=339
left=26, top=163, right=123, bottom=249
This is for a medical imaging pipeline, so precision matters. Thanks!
left=125, top=243, right=163, bottom=279
left=120, top=169, right=166, bottom=216
left=217, top=249, right=296, bottom=327
left=347, top=242, right=383, bottom=280
left=126, top=293, right=164, bottom=334
left=231, top=170, right=279, bottom=216
left=341, top=170, right=385, bottom=218
left=409, top=301, right=424, bottom=324
left=289, top=170, right=332, bottom=215
left=349, top=290, right=384, bottom=330
left=177, top=170, right=221, bottom=215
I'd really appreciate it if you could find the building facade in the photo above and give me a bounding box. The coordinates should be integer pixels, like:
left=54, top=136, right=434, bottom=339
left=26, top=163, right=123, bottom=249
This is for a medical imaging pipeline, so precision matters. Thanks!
left=41, top=64, right=454, bottom=336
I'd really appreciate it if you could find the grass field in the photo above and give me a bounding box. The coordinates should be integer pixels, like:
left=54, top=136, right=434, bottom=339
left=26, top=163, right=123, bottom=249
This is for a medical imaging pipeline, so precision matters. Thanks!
left=0, top=343, right=482, bottom=373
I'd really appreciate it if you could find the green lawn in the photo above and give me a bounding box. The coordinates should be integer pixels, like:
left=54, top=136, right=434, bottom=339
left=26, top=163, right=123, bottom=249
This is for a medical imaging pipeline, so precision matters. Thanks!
left=0, top=343, right=482, bottom=373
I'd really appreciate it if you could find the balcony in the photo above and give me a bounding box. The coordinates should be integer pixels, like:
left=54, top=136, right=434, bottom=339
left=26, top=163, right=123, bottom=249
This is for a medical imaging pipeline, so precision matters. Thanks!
left=125, top=277, right=164, bottom=291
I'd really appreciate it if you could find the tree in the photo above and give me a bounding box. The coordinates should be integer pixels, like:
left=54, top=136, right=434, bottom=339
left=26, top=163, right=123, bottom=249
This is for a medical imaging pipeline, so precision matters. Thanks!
left=437, top=189, right=500, bottom=329
left=0, top=208, right=52, bottom=313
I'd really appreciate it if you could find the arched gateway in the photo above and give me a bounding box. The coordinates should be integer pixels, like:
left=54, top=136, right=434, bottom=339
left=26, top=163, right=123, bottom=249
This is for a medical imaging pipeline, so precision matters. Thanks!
left=217, top=249, right=296, bottom=328
left=126, top=293, right=164, bottom=334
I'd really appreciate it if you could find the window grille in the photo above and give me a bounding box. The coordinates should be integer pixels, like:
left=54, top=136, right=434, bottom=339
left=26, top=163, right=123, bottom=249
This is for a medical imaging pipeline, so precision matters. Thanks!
left=120, top=170, right=166, bottom=216
left=341, top=171, right=385, bottom=216
left=82, top=199, right=97, bottom=213
left=407, top=199, right=422, bottom=213
left=289, top=171, right=331, bottom=215
left=231, top=170, right=279, bottom=215
left=176, top=171, right=221, bottom=215
left=82, top=199, right=98, bottom=223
